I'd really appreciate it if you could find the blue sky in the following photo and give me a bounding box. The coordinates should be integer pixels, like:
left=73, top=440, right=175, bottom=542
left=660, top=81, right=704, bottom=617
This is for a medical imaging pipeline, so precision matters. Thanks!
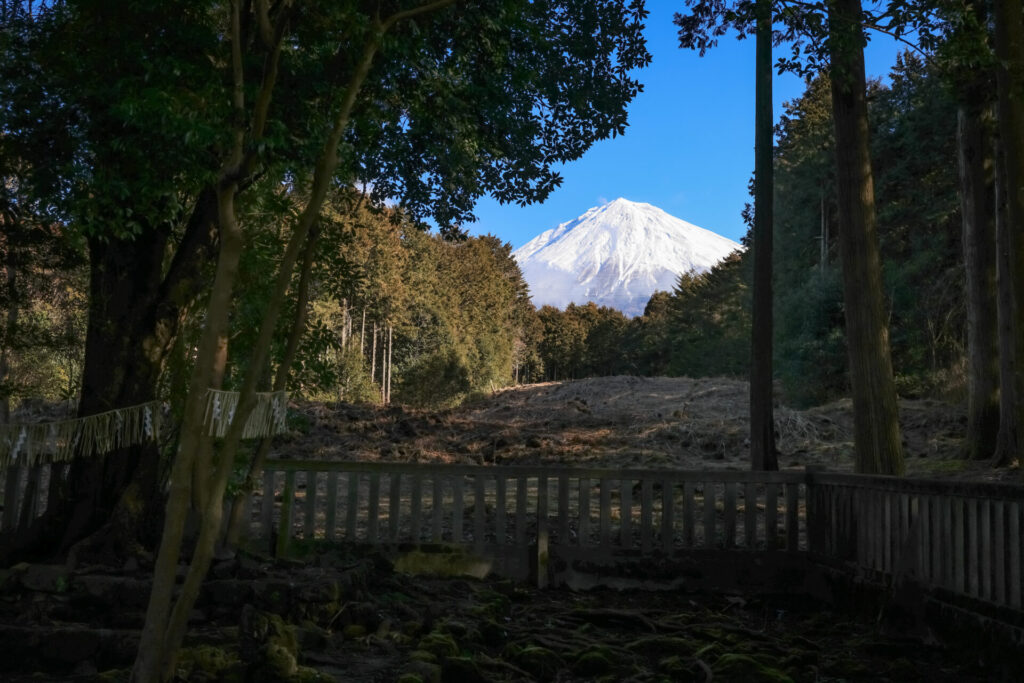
left=466, top=0, right=907, bottom=248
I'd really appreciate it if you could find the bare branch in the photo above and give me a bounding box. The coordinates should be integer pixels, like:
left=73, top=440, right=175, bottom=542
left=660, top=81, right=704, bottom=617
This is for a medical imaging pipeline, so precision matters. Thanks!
left=255, top=0, right=275, bottom=48
left=380, top=0, right=458, bottom=32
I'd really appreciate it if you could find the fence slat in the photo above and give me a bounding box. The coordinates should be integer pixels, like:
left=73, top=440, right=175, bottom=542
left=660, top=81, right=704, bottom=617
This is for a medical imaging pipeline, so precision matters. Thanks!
left=367, top=473, right=381, bottom=543
left=496, top=475, right=507, bottom=546
left=2, top=466, right=22, bottom=531
left=579, top=477, right=590, bottom=546
left=474, top=475, right=486, bottom=554
left=536, top=474, right=549, bottom=589
left=410, top=474, right=423, bottom=544
left=953, top=497, right=965, bottom=593
left=1010, top=502, right=1021, bottom=609
left=978, top=498, right=989, bottom=600
left=967, top=498, right=979, bottom=598
left=918, top=495, right=930, bottom=583
left=346, top=472, right=359, bottom=540
left=389, top=472, right=402, bottom=542
left=599, top=478, right=611, bottom=548
left=994, top=500, right=1005, bottom=605
left=515, top=477, right=527, bottom=546
left=304, top=471, right=318, bottom=541
left=261, top=468, right=275, bottom=548
left=432, top=476, right=444, bottom=542
left=325, top=471, right=338, bottom=542
left=786, top=483, right=799, bottom=552
left=537, top=475, right=549, bottom=543
left=682, top=482, right=695, bottom=548
left=558, top=474, right=570, bottom=544
left=18, top=465, right=43, bottom=528
left=452, top=476, right=464, bottom=543
left=723, top=482, right=736, bottom=549
left=765, top=483, right=778, bottom=552
left=620, top=478, right=632, bottom=547
left=661, top=481, right=674, bottom=551
left=641, top=479, right=653, bottom=554
left=702, top=483, right=716, bottom=549
left=744, top=482, right=757, bottom=550
left=936, top=495, right=948, bottom=589
left=276, top=470, right=295, bottom=557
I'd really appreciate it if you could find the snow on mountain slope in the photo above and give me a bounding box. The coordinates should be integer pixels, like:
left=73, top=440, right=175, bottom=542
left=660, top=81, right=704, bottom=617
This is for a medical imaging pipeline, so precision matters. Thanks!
left=513, top=198, right=742, bottom=317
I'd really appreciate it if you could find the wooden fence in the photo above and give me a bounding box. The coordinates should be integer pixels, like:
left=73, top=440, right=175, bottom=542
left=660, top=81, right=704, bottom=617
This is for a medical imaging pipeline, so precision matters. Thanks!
left=807, top=471, right=1024, bottom=610
left=0, top=463, right=56, bottom=533
left=2, top=459, right=1021, bottom=613
left=249, top=460, right=807, bottom=556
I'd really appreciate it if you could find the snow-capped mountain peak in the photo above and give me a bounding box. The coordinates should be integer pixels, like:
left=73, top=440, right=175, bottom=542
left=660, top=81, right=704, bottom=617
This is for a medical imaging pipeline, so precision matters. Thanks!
left=513, top=198, right=741, bottom=317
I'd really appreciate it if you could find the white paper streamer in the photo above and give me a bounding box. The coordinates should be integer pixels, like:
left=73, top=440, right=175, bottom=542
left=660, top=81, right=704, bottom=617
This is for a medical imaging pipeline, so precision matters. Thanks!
left=202, top=389, right=289, bottom=439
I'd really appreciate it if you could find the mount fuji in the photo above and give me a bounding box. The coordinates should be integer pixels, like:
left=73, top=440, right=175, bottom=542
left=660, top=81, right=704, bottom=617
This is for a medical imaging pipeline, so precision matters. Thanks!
left=513, top=198, right=742, bottom=317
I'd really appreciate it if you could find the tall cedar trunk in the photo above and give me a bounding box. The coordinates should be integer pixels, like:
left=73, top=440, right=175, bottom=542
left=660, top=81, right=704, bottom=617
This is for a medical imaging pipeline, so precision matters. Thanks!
left=387, top=323, right=393, bottom=404
left=957, top=98, right=1000, bottom=459
left=828, top=0, right=905, bottom=475
left=341, top=298, right=349, bottom=351
left=993, top=0, right=1024, bottom=471
left=993, top=141, right=1018, bottom=465
left=0, top=189, right=218, bottom=565
left=750, top=0, right=776, bottom=471
left=371, top=321, right=378, bottom=385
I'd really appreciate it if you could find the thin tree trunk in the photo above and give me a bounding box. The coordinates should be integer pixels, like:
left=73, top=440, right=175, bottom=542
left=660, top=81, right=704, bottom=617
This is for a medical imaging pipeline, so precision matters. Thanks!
left=360, top=308, right=366, bottom=354
left=224, top=226, right=320, bottom=547
left=993, top=0, right=1024, bottom=472
left=386, top=322, right=393, bottom=403
left=750, top=0, right=776, bottom=471
left=341, top=298, right=349, bottom=352
left=957, top=98, right=1000, bottom=460
left=0, top=242, right=18, bottom=425
left=134, top=9, right=402, bottom=674
left=370, top=321, right=378, bottom=385
left=828, top=0, right=904, bottom=475
left=133, top=182, right=243, bottom=683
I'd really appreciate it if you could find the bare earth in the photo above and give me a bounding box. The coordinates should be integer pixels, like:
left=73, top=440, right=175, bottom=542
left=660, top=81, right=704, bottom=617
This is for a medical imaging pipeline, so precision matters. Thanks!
left=278, top=375, right=1017, bottom=482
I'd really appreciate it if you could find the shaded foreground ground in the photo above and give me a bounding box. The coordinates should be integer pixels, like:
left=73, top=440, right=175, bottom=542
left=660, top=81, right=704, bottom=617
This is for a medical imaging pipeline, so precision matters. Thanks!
left=0, top=551, right=996, bottom=681
left=1, top=376, right=1017, bottom=680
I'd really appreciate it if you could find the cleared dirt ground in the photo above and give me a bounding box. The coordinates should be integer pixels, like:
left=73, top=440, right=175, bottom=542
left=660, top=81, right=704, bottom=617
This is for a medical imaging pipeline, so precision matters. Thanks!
left=277, top=375, right=1017, bottom=482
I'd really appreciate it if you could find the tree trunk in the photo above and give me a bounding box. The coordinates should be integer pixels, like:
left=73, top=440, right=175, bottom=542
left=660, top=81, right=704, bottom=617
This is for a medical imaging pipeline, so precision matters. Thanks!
left=360, top=308, right=366, bottom=354
left=386, top=322, right=393, bottom=403
left=224, top=226, right=320, bottom=547
left=135, top=14, right=397, bottom=675
left=0, top=187, right=219, bottom=565
left=828, top=0, right=905, bottom=475
left=750, top=0, right=776, bottom=471
left=993, top=140, right=1018, bottom=466
left=340, top=298, right=349, bottom=352
left=993, top=0, right=1024, bottom=472
left=957, top=97, right=1000, bottom=460
left=370, top=321, right=378, bottom=386
left=0, top=240, right=18, bottom=425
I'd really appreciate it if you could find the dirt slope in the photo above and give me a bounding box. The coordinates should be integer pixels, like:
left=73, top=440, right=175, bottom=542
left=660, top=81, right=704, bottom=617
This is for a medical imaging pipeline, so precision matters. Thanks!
left=277, top=376, right=1015, bottom=481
